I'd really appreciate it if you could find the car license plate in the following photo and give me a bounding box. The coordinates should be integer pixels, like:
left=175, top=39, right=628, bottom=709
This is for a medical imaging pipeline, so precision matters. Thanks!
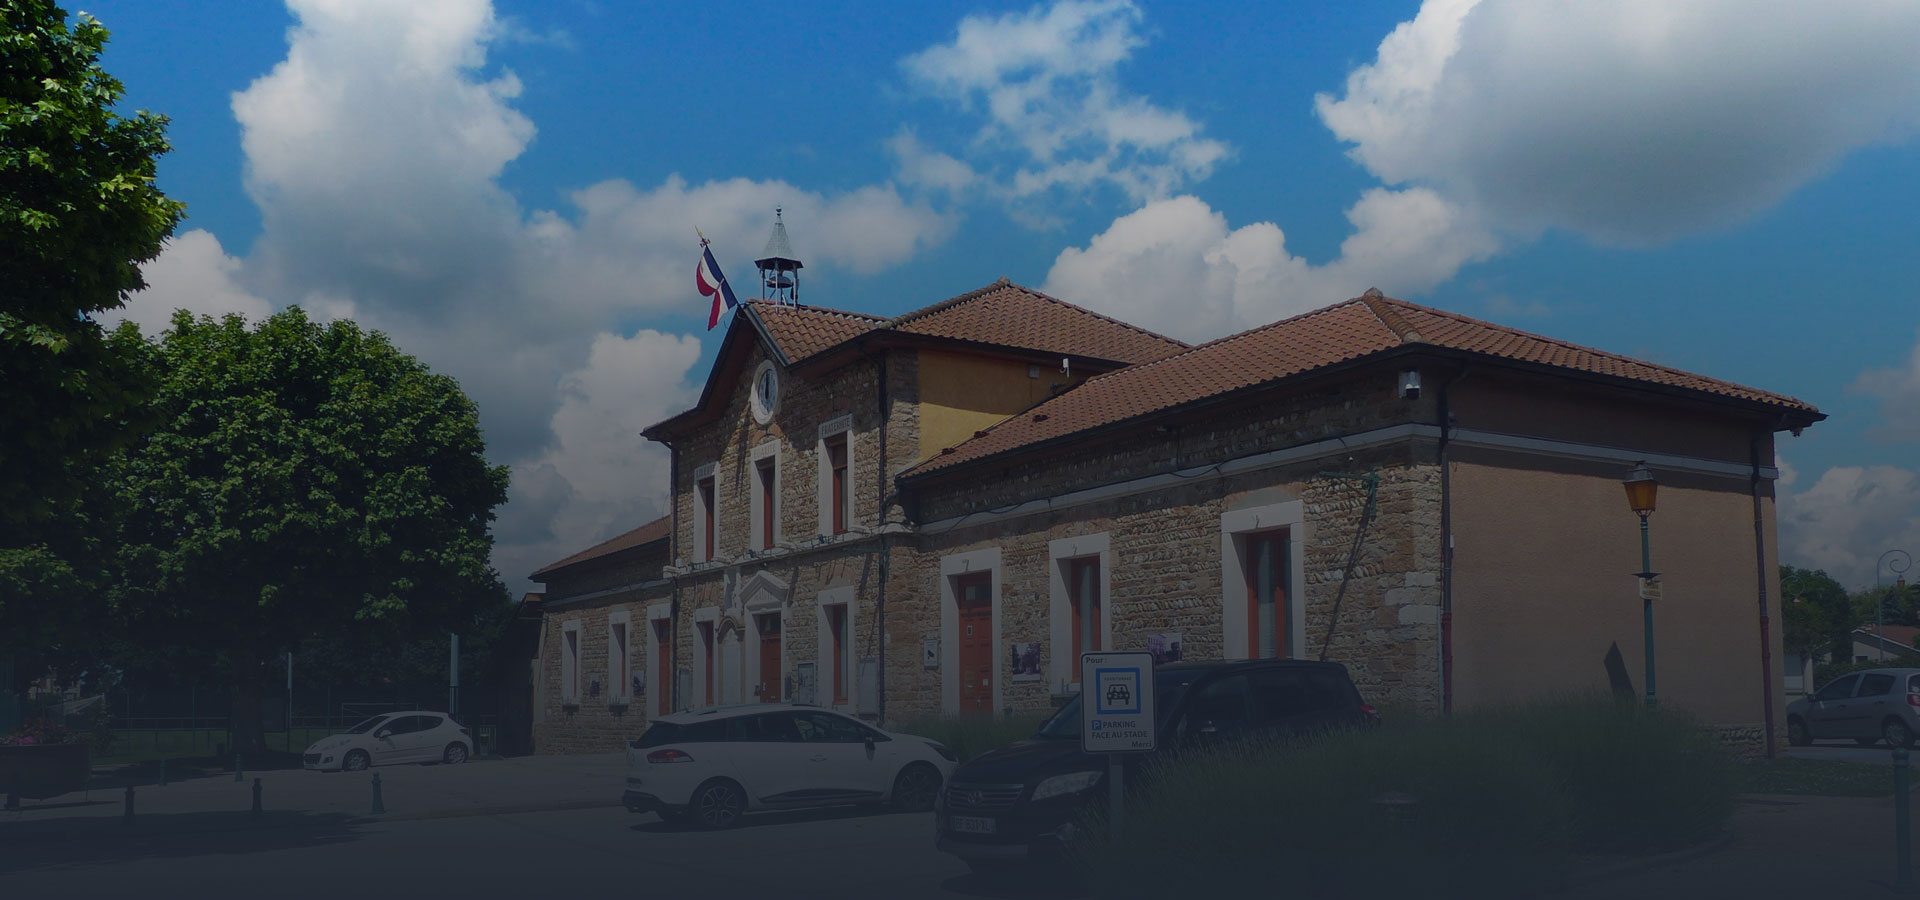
left=949, top=815, right=996, bottom=835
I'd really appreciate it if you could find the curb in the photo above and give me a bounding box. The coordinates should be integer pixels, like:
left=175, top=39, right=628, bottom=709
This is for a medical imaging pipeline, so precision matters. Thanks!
left=0, top=797, right=624, bottom=846
left=1567, top=829, right=1736, bottom=887
left=345, top=797, right=623, bottom=825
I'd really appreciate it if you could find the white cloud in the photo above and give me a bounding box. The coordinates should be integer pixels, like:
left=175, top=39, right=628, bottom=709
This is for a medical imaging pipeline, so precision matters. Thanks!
left=1042, top=189, right=1499, bottom=342
left=1855, top=331, right=1920, bottom=443
left=495, top=329, right=702, bottom=582
left=898, top=0, right=1229, bottom=215
left=107, top=230, right=274, bottom=334
left=1778, top=464, right=1920, bottom=589
left=1315, top=0, right=1920, bottom=244
left=194, top=0, right=955, bottom=592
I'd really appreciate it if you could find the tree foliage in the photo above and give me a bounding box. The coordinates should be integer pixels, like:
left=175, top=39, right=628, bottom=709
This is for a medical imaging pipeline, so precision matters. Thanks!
left=1780, top=565, right=1852, bottom=662
left=1, top=0, right=182, bottom=529
left=108, top=309, right=511, bottom=752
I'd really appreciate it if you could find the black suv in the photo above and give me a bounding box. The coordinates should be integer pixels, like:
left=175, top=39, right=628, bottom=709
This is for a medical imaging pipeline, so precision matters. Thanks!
left=934, top=659, right=1378, bottom=871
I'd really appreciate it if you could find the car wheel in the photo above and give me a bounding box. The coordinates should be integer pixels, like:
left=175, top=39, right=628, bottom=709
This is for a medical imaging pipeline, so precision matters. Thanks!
left=1887, top=719, right=1915, bottom=750
left=1787, top=717, right=1811, bottom=747
left=342, top=750, right=371, bottom=772
left=890, top=763, right=941, bottom=813
left=690, top=779, right=746, bottom=830
left=444, top=743, right=468, bottom=765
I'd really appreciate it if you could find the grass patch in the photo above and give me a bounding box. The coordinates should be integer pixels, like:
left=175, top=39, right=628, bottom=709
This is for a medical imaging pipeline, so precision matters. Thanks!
left=888, top=713, right=1049, bottom=763
left=1734, top=757, right=1895, bottom=797
left=1071, top=694, right=1734, bottom=900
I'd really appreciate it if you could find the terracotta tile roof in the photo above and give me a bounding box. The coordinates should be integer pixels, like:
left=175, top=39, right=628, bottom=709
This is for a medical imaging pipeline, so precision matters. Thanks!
left=904, top=290, right=1820, bottom=478
left=1378, top=299, right=1819, bottom=411
left=530, top=515, right=670, bottom=580
left=749, top=302, right=887, bottom=362
left=1856, top=624, right=1920, bottom=651
left=880, top=279, right=1187, bottom=364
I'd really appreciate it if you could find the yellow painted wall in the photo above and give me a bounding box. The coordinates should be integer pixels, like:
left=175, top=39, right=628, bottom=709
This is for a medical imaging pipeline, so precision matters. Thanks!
left=916, top=350, right=1090, bottom=460
left=1450, top=452, right=1783, bottom=728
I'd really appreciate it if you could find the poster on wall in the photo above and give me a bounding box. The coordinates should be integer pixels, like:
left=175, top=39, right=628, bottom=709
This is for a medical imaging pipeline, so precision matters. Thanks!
left=923, top=639, right=939, bottom=670
left=1149, top=633, right=1183, bottom=665
left=632, top=670, right=645, bottom=696
left=795, top=663, right=817, bottom=705
left=1010, top=642, right=1042, bottom=682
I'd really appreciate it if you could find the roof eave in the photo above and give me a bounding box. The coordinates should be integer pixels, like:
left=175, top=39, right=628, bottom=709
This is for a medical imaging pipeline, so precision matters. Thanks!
left=900, top=344, right=1823, bottom=485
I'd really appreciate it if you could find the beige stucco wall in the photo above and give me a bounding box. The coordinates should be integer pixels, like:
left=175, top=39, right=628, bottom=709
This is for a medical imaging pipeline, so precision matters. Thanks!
left=916, top=349, right=1085, bottom=460
left=1449, top=450, right=1784, bottom=739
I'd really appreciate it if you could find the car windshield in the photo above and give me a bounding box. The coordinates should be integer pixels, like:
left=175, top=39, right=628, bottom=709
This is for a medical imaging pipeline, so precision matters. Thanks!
left=1034, top=671, right=1199, bottom=739
left=345, top=716, right=390, bottom=735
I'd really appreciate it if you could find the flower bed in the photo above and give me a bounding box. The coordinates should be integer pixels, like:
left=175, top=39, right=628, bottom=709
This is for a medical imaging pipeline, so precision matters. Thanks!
left=2, top=720, right=97, bottom=801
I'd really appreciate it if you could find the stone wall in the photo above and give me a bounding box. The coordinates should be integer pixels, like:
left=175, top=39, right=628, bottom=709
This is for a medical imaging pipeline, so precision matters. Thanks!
left=534, top=588, right=668, bottom=755
left=671, top=342, right=900, bottom=567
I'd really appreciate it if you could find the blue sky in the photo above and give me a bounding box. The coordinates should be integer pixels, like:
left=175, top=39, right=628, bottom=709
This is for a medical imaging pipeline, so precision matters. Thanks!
left=78, top=0, right=1920, bottom=593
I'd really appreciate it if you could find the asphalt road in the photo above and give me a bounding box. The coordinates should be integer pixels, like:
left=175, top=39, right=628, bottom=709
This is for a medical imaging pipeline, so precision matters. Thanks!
left=1, top=804, right=1082, bottom=900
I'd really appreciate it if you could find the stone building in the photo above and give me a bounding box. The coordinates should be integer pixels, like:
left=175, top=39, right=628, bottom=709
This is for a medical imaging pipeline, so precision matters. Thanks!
left=529, top=258, right=1823, bottom=757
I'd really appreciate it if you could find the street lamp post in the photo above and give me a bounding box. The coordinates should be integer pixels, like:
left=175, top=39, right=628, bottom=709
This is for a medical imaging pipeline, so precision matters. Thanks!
left=1624, top=463, right=1660, bottom=708
left=1879, top=550, right=1913, bottom=662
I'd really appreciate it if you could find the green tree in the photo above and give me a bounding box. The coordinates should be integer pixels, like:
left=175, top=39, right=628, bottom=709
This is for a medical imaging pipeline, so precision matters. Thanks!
left=109, top=309, right=510, bottom=755
left=1, top=1, right=182, bottom=527
left=1780, top=565, right=1852, bottom=662
left=1, top=1, right=180, bottom=680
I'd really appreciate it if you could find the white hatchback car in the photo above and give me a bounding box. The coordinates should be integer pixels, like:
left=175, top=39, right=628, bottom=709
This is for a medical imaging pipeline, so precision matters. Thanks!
left=623, top=704, right=957, bottom=829
left=303, top=711, right=473, bottom=772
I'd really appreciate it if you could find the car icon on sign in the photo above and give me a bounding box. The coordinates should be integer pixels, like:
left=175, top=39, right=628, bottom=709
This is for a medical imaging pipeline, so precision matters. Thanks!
left=1105, top=683, right=1131, bottom=705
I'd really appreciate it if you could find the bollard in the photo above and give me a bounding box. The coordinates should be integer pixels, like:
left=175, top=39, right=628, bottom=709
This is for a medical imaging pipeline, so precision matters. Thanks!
left=252, top=777, right=263, bottom=818
left=123, top=785, right=135, bottom=825
left=370, top=772, right=385, bottom=815
left=1899, top=747, right=1914, bottom=891
left=234, top=752, right=243, bottom=782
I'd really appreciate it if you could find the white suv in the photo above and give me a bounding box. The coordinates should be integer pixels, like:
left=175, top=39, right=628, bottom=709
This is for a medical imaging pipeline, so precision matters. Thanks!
left=623, top=704, right=957, bottom=829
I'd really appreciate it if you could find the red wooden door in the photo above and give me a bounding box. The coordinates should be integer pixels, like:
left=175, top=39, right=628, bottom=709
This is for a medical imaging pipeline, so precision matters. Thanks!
left=757, top=614, right=783, bottom=702
left=956, top=573, right=993, bottom=716
left=653, top=619, right=673, bottom=715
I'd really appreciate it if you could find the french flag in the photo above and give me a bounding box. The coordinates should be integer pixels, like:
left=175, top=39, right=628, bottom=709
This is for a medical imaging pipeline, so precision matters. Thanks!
left=697, top=243, right=739, bottom=330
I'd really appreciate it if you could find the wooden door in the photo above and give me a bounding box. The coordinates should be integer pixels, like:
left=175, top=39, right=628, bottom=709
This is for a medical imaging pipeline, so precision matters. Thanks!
left=653, top=619, right=673, bottom=715
left=758, top=613, right=784, bottom=702
left=956, top=573, right=993, bottom=716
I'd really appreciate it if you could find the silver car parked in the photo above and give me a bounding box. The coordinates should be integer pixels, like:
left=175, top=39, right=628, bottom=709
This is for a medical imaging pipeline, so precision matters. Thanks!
left=1787, top=668, right=1920, bottom=748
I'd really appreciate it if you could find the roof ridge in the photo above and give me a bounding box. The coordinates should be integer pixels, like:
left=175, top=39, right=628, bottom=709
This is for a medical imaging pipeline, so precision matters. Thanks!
left=878, top=278, right=1016, bottom=330
left=1007, top=282, right=1191, bottom=350
left=938, top=295, right=1384, bottom=448
left=747, top=299, right=889, bottom=323
left=1377, top=296, right=1814, bottom=406
left=1359, top=290, right=1424, bottom=343
left=1065, top=295, right=1379, bottom=387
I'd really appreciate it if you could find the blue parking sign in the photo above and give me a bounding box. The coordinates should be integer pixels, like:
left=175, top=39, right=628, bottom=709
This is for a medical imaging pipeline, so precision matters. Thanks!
left=1080, top=651, right=1155, bottom=754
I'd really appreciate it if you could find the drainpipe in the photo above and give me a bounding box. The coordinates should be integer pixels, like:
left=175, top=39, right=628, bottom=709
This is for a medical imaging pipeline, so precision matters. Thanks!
left=663, top=437, right=682, bottom=715
left=870, top=349, right=891, bottom=723
left=1437, top=364, right=1472, bottom=716
left=1752, top=423, right=1783, bottom=758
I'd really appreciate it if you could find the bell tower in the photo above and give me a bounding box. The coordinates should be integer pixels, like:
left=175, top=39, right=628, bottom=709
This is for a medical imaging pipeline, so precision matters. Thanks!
left=755, top=208, right=803, bottom=305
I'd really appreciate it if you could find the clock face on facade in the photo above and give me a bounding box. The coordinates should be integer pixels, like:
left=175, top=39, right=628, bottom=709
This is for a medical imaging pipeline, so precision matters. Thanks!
left=750, top=361, right=780, bottom=424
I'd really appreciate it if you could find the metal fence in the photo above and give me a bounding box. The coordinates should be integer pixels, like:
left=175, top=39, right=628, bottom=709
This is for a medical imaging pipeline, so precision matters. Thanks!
left=97, top=713, right=501, bottom=760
